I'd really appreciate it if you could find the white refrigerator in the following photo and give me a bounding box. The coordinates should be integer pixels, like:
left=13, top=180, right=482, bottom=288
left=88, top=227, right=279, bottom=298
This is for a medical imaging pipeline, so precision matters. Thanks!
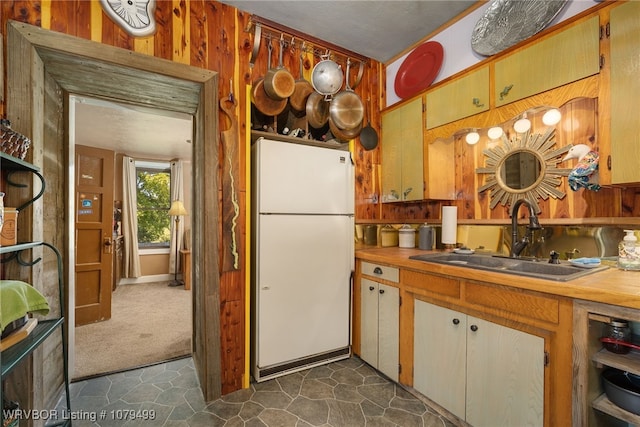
left=251, top=138, right=354, bottom=382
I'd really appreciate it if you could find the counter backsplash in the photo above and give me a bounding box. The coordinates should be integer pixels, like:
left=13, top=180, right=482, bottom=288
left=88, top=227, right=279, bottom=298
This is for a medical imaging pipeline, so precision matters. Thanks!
left=355, top=223, right=632, bottom=261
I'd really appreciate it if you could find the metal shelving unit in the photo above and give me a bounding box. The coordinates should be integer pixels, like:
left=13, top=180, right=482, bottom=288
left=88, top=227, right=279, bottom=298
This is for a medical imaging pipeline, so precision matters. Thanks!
left=1, top=153, right=71, bottom=426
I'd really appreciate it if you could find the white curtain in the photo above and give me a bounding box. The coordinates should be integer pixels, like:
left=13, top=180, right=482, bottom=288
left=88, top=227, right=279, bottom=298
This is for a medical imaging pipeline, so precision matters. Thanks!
left=169, top=160, right=184, bottom=274
left=122, top=156, right=141, bottom=278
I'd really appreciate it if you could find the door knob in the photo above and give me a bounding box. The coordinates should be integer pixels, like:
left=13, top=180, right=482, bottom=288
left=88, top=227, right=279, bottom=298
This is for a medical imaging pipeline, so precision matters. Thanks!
left=103, top=237, right=113, bottom=254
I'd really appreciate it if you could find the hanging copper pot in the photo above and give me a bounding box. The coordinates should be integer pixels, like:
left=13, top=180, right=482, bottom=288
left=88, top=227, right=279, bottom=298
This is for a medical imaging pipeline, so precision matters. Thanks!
left=252, top=42, right=287, bottom=116
left=329, top=59, right=364, bottom=130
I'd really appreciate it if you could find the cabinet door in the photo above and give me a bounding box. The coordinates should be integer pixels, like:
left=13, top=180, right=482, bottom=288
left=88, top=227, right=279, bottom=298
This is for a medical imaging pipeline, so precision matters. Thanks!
left=377, top=283, right=399, bottom=382
left=360, top=278, right=379, bottom=368
left=414, top=300, right=466, bottom=419
left=609, top=1, right=640, bottom=184
left=401, top=99, right=424, bottom=202
left=381, top=97, right=424, bottom=202
left=494, top=16, right=600, bottom=107
left=426, top=66, right=489, bottom=129
left=381, top=106, right=404, bottom=202
left=466, top=317, right=544, bottom=427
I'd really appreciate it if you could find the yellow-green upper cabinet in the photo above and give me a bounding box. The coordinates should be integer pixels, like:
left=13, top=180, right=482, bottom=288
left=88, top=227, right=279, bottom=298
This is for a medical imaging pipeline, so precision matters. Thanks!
left=494, top=15, right=600, bottom=107
left=609, top=1, right=640, bottom=185
left=426, top=66, right=489, bottom=129
left=381, top=97, right=423, bottom=202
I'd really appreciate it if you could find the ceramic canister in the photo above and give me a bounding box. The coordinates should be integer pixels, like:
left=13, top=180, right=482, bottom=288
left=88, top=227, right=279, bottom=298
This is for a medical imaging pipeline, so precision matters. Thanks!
left=398, top=224, right=416, bottom=248
left=380, top=224, right=399, bottom=247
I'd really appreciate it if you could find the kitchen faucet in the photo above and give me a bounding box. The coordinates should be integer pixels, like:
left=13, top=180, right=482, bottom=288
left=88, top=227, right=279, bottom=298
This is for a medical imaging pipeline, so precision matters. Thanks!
left=510, top=199, right=542, bottom=258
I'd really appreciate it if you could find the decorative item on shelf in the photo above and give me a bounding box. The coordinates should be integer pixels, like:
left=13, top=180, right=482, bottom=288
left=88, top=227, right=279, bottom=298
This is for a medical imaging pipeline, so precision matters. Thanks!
left=602, top=319, right=632, bottom=354
left=0, top=207, right=17, bottom=246
left=168, top=200, right=188, bottom=287
left=471, top=0, right=569, bottom=56
left=380, top=224, right=399, bottom=247
left=394, top=41, right=444, bottom=99
left=99, top=0, right=157, bottom=37
left=1, top=119, right=31, bottom=160
left=561, top=144, right=601, bottom=192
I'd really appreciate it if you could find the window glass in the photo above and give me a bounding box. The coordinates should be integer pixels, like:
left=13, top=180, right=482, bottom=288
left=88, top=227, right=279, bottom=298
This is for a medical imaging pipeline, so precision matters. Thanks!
left=136, top=162, right=171, bottom=248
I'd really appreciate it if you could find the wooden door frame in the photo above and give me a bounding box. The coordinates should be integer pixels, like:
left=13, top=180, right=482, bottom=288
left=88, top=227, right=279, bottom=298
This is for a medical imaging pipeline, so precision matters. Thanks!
left=6, top=21, right=222, bottom=400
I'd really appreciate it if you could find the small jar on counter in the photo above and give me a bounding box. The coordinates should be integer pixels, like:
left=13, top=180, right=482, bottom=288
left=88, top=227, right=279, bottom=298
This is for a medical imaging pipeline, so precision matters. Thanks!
left=380, top=225, right=399, bottom=247
left=398, top=225, right=416, bottom=248
left=603, top=319, right=631, bottom=354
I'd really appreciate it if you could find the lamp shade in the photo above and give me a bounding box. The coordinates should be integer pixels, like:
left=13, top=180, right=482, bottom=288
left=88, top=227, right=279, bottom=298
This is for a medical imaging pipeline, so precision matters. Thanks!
left=168, top=200, right=188, bottom=216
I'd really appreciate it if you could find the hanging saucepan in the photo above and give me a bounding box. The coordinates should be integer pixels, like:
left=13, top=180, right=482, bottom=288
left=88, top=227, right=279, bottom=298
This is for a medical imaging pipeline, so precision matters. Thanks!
left=329, top=59, right=364, bottom=130
left=264, top=37, right=295, bottom=101
left=329, top=116, right=363, bottom=143
left=311, top=53, right=344, bottom=98
left=252, top=41, right=287, bottom=116
left=305, top=91, right=330, bottom=128
left=360, top=107, right=378, bottom=150
left=289, top=51, right=314, bottom=114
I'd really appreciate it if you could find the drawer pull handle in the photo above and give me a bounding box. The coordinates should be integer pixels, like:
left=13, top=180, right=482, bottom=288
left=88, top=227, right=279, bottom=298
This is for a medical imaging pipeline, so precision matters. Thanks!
left=472, top=98, right=484, bottom=108
left=499, top=84, right=513, bottom=100
left=373, top=267, right=383, bottom=275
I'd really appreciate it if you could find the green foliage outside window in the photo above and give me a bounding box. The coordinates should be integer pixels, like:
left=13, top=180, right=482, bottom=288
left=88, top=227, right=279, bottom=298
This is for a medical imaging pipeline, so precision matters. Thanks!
left=137, top=167, right=171, bottom=247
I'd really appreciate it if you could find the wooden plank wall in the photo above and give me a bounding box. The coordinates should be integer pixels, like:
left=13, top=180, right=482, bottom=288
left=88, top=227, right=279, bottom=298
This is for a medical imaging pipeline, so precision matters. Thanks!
left=1, top=0, right=638, bottom=398
left=0, top=0, right=384, bottom=396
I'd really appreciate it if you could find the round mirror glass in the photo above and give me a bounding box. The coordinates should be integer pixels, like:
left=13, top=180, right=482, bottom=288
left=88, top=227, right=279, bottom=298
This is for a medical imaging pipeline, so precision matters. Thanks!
left=500, top=151, right=542, bottom=190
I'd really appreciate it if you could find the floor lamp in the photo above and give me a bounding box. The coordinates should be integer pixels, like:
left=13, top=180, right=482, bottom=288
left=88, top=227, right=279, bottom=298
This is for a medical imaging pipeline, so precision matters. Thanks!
left=168, top=200, right=188, bottom=287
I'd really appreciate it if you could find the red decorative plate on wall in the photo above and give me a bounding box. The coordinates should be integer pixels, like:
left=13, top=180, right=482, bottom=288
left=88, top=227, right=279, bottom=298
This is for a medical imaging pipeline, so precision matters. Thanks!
left=394, top=41, right=444, bottom=99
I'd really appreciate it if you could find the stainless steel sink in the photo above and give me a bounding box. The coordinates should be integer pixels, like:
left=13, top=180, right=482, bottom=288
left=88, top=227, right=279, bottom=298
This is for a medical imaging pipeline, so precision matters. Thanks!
left=409, top=253, right=609, bottom=281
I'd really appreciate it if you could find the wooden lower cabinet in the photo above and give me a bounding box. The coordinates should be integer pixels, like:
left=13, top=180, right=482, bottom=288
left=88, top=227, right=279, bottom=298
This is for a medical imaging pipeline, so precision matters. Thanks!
left=414, top=299, right=544, bottom=426
left=354, top=259, right=574, bottom=426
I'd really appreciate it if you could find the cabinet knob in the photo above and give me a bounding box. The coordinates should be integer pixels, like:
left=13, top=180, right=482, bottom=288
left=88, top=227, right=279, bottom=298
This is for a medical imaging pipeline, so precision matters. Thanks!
left=379, top=289, right=385, bottom=294
left=373, top=267, right=383, bottom=275
left=470, top=324, right=479, bottom=332
left=369, top=286, right=375, bottom=291
left=452, top=318, right=460, bottom=325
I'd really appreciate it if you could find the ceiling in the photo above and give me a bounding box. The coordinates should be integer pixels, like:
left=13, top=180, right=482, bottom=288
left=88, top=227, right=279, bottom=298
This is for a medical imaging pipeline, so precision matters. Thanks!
left=73, top=96, right=194, bottom=160
left=220, top=1, right=478, bottom=63
left=75, top=1, right=479, bottom=158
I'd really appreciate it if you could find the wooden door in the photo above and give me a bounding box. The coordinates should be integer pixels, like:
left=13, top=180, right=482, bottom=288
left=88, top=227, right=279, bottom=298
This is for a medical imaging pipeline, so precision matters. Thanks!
left=75, top=145, right=115, bottom=325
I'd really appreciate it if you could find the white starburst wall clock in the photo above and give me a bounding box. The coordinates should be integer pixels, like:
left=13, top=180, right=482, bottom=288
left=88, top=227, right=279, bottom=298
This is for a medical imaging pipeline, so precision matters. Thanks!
left=100, top=0, right=157, bottom=37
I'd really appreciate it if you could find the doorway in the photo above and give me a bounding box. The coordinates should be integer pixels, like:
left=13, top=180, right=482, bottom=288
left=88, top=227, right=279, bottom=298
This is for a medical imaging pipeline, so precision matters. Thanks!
left=70, top=96, right=195, bottom=378
left=6, top=21, right=223, bottom=400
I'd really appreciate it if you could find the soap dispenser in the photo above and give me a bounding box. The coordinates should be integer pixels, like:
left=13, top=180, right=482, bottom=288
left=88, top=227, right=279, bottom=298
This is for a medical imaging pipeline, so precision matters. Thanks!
left=618, top=230, right=640, bottom=271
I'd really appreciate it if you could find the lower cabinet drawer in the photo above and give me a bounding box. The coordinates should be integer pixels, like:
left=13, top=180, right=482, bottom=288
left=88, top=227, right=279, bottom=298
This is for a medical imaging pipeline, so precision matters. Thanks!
left=360, top=261, right=399, bottom=283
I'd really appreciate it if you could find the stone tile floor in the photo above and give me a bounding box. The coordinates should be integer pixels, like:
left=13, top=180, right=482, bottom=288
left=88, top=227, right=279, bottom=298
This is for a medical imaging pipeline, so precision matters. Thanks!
left=67, top=356, right=455, bottom=426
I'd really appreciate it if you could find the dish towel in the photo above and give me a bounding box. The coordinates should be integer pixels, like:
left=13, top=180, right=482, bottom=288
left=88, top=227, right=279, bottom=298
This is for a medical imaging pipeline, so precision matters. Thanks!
left=1, top=280, right=50, bottom=332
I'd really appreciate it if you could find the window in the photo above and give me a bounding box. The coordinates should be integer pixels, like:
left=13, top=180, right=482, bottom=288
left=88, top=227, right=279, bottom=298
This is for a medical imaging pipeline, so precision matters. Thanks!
left=136, top=161, right=171, bottom=248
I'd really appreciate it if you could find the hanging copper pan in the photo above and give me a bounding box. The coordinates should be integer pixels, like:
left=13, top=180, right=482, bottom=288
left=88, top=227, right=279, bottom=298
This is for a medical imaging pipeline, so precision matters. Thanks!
left=264, top=38, right=295, bottom=101
left=305, top=92, right=330, bottom=128
left=329, top=116, right=362, bottom=143
left=252, top=42, right=287, bottom=116
left=329, top=59, right=364, bottom=130
left=289, top=52, right=314, bottom=113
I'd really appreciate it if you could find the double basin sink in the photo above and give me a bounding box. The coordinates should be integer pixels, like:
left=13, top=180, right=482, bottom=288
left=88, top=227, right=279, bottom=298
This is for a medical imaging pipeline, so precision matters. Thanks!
left=409, top=252, right=608, bottom=282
